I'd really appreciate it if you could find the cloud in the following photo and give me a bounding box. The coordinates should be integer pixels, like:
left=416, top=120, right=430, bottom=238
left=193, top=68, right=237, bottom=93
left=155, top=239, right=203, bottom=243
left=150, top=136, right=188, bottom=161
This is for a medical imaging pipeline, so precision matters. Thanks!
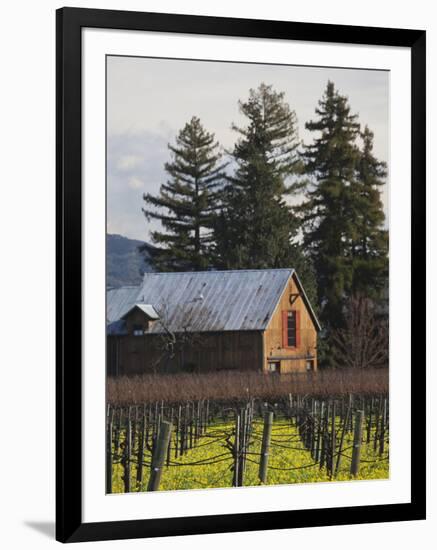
left=107, top=57, right=389, bottom=239
left=117, top=154, right=143, bottom=171
left=128, top=176, right=144, bottom=190
left=107, top=130, right=170, bottom=241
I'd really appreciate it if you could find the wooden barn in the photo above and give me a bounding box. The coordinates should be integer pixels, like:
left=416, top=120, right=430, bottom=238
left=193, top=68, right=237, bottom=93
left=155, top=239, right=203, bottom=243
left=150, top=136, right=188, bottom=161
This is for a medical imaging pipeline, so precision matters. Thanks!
left=106, top=269, right=321, bottom=376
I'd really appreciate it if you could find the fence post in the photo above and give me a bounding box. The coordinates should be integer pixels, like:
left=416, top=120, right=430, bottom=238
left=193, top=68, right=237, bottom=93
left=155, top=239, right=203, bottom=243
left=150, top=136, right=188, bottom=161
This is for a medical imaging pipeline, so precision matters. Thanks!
left=232, top=414, right=240, bottom=487
left=106, top=407, right=113, bottom=493
left=259, top=412, right=273, bottom=483
left=114, top=408, right=123, bottom=456
left=348, top=394, right=354, bottom=432
left=175, top=404, right=181, bottom=458
left=366, top=397, right=373, bottom=443
left=329, top=401, right=336, bottom=476
left=314, top=401, right=323, bottom=463
left=122, top=409, right=132, bottom=493
left=310, top=401, right=317, bottom=458
left=183, top=403, right=190, bottom=453
left=189, top=402, right=194, bottom=449
left=136, top=412, right=146, bottom=488
left=379, top=398, right=387, bottom=456
left=319, top=402, right=329, bottom=470
left=373, top=397, right=381, bottom=451
left=335, top=405, right=350, bottom=476
left=237, top=408, right=246, bottom=487
left=147, top=420, right=173, bottom=491
left=350, top=410, right=364, bottom=477
left=167, top=407, right=174, bottom=466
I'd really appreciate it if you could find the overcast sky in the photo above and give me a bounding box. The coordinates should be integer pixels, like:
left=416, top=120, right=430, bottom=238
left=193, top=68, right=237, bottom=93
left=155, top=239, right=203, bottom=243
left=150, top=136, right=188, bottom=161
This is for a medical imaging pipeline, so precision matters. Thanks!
left=107, top=55, right=389, bottom=242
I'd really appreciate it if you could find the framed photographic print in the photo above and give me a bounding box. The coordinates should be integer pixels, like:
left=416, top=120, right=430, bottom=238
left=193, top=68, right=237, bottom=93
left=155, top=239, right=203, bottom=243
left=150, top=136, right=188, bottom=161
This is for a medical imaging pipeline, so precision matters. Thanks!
left=56, top=7, right=426, bottom=543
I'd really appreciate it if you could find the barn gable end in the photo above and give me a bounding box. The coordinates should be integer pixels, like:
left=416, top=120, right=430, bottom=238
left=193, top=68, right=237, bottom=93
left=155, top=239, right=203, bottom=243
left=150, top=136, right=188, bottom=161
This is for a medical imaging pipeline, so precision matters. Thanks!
left=263, top=272, right=320, bottom=373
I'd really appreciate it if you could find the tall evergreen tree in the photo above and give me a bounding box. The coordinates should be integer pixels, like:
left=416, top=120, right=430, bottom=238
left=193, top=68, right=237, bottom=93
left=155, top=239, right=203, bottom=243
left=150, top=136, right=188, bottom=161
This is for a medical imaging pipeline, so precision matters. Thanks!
left=143, top=116, right=226, bottom=271
left=301, top=81, right=361, bottom=329
left=301, top=81, right=388, bottom=339
left=351, top=126, right=388, bottom=296
left=214, top=84, right=306, bottom=261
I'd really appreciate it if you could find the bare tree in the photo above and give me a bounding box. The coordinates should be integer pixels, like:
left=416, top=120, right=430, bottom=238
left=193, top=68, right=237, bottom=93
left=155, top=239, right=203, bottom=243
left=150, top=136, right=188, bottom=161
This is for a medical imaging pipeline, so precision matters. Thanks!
left=331, top=294, right=388, bottom=369
left=149, top=300, right=206, bottom=373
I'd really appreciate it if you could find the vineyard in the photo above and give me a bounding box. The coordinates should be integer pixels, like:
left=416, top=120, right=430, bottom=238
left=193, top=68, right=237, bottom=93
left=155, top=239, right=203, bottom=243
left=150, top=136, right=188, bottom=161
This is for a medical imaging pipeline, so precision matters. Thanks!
left=106, top=391, right=389, bottom=493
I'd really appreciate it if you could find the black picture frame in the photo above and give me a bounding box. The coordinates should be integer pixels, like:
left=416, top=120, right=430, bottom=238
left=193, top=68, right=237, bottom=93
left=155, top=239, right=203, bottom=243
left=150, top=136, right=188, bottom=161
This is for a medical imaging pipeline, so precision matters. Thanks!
left=56, top=7, right=426, bottom=543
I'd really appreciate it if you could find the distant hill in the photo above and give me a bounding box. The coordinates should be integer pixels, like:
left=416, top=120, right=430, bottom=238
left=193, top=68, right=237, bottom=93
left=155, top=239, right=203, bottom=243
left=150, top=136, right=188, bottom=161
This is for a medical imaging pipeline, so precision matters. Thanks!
left=106, top=234, right=155, bottom=288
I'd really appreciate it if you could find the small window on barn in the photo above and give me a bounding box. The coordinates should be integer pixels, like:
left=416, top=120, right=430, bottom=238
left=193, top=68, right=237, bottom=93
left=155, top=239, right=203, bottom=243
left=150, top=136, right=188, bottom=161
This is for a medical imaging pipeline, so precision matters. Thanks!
left=282, top=310, right=300, bottom=348
left=287, top=312, right=297, bottom=347
left=306, top=359, right=315, bottom=371
left=132, top=324, right=143, bottom=336
left=268, top=361, right=280, bottom=373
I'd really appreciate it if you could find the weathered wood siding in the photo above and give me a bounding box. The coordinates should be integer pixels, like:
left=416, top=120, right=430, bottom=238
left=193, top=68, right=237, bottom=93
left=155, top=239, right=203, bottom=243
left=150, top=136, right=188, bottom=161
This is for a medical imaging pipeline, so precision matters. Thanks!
left=263, top=273, right=318, bottom=372
left=107, top=330, right=264, bottom=376
left=123, top=308, right=155, bottom=334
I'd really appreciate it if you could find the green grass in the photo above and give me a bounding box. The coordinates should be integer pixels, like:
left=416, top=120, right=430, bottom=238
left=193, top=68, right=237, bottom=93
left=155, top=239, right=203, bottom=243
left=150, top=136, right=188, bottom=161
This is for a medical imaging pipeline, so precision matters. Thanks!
left=110, top=418, right=389, bottom=493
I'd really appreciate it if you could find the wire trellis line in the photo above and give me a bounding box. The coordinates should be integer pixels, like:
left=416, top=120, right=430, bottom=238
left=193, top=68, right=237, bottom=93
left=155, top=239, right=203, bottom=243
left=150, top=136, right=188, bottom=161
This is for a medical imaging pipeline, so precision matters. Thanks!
left=106, top=393, right=389, bottom=492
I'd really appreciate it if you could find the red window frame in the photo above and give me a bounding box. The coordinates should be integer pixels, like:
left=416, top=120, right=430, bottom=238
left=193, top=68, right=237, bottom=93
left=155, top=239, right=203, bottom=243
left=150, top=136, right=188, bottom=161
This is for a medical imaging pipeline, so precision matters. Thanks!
left=282, top=310, right=300, bottom=349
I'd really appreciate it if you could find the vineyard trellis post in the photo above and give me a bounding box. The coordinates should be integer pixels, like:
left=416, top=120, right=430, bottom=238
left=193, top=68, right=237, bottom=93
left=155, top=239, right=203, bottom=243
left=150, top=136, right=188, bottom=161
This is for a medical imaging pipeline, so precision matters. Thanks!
left=114, top=407, right=122, bottom=456
left=314, top=400, right=323, bottom=462
left=319, top=403, right=327, bottom=470
left=232, top=413, right=240, bottom=487
left=350, top=410, right=364, bottom=477
left=373, top=397, right=381, bottom=452
left=147, top=420, right=173, bottom=491
left=379, top=398, right=387, bottom=457
left=167, top=406, right=174, bottom=466
left=366, top=397, right=374, bottom=444
left=335, top=404, right=350, bottom=475
left=106, top=407, right=113, bottom=494
left=237, top=407, right=246, bottom=487
left=329, top=401, right=336, bottom=476
left=259, top=411, right=273, bottom=483
left=136, top=410, right=146, bottom=487
left=175, top=404, right=181, bottom=458
left=122, top=407, right=132, bottom=493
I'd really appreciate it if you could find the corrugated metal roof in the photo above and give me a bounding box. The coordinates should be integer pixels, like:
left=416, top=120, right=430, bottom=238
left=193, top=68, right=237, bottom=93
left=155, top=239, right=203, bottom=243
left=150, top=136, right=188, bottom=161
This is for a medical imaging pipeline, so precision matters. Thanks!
left=106, top=269, right=321, bottom=334
left=121, top=304, right=159, bottom=320
left=107, top=286, right=141, bottom=324
left=107, top=269, right=294, bottom=333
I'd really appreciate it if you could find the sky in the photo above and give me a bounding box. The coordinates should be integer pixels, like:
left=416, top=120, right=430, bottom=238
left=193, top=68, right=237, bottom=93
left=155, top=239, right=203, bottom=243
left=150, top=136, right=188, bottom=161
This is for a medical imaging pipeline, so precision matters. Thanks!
left=107, top=56, right=389, bottom=242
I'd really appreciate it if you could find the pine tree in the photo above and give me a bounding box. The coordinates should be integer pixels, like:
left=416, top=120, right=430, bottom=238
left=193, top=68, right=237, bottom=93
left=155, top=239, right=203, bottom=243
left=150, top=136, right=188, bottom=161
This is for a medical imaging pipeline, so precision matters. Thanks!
left=301, top=82, right=388, bottom=371
left=351, top=126, right=388, bottom=297
left=301, top=80, right=361, bottom=329
left=143, top=117, right=227, bottom=271
left=215, top=83, right=303, bottom=266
